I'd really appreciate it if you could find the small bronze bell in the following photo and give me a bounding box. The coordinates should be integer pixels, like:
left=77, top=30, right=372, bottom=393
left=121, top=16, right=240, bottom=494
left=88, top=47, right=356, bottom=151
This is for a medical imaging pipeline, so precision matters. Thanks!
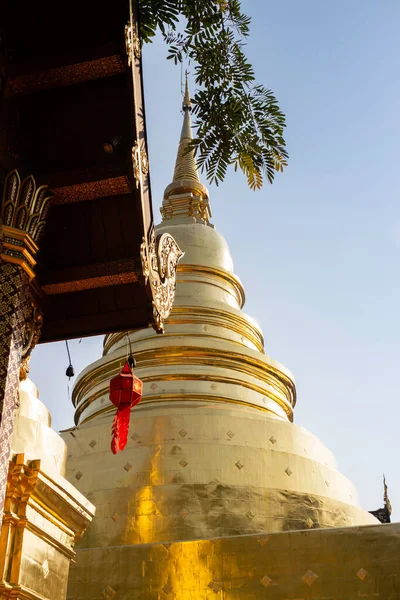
left=66, top=364, right=75, bottom=378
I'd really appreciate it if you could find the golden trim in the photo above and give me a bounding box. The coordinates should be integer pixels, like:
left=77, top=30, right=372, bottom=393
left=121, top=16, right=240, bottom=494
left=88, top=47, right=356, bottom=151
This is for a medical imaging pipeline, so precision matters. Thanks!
left=177, top=263, right=246, bottom=308
left=103, top=304, right=264, bottom=355
left=74, top=345, right=295, bottom=409
left=78, top=393, right=285, bottom=426
left=73, top=347, right=295, bottom=424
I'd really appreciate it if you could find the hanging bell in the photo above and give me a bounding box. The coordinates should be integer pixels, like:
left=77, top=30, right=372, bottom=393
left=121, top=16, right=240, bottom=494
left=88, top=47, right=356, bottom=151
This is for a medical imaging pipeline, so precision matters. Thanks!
left=109, top=360, right=142, bottom=454
left=66, top=364, right=75, bottom=378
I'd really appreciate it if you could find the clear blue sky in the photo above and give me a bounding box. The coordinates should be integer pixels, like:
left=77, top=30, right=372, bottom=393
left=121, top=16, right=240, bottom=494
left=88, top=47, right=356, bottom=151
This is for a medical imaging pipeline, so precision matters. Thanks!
left=31, top=0, right=400, bottom=519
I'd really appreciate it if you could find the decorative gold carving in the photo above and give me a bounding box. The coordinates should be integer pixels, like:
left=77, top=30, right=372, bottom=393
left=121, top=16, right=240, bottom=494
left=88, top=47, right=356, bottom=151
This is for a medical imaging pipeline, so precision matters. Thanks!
left=42, top=559, right=50, bottom=578
left=1, top=170, right=52, bottom=278
left=20, top=304, right=43, bottom=381
left=102, top=585, right=116, bottom=599
left=141, top=230, right=184, bottom=333
left=125, top=22, right=141, bottom=66
left=161, top=190, right=212, bottom=225
left=260, top=575, right=272, bottom=587
left=132, top=140, right=149, bottom=189
left=356, top=568, right=368, bottom=580
left=208, top=578, right=224, bottom=593
left=254, top=534, right=271, bottom=546
left=302, top=569, right=318, bottom=587
left=8, top=56, right=124, bottom=96
left=41, top=257, right=139, bottom=295
left=53, top=175, right=131, bottom=204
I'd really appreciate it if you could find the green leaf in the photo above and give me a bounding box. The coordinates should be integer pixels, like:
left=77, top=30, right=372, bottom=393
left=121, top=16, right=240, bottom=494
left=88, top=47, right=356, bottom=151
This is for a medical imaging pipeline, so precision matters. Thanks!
left=138, top=0, right=288, bottom=189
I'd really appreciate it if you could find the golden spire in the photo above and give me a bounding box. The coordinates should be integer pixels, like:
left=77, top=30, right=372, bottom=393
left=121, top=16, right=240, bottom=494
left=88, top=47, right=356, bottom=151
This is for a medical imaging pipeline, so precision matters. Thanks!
left=162, top=73, right=211, bottom=224
left=171, top=74, right=200, bottom=185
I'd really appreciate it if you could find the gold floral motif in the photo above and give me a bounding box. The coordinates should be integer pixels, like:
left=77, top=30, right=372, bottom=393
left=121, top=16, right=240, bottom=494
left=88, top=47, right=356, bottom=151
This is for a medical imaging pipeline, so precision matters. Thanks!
left=125, top=22, right=141, bottom=66
left=132, top=141, right=149, bottom=189
left=141, top=230, right=184, bottom=333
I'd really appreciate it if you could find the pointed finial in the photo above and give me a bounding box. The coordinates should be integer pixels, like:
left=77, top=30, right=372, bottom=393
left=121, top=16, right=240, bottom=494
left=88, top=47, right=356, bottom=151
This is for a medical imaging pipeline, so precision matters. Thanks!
left=383, top=474, right=392, bottom=515
left=183, top=70, right=192, bottom=111
left=160, top=73, right=212, bottom=225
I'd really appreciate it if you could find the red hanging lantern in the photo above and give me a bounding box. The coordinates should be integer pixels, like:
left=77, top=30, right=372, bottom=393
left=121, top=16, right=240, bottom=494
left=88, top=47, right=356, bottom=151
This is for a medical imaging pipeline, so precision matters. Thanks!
left=109, top=359, right=143, bottom=454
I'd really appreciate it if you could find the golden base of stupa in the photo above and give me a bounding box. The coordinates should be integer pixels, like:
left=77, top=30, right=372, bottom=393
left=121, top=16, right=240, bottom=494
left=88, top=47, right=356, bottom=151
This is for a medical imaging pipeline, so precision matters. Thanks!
left=68, top=522, right=400, bottom=599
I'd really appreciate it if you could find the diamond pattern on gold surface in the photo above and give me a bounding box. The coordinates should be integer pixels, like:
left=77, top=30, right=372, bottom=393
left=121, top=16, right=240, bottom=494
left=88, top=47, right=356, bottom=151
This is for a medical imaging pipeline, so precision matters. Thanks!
left=179, top=458, right=188, bottom=468
left=260, top=575, right=272, bottom=587
left=131, top=433, right=140, bottom=442
left=42, top=559, right=49, bottom=578
left=162, top=583, right=173, bottom=594
left=285, top=467, right=292, bottom=476
left=246, top=510, right=255, bottom=520
left=208, top=578, right=224, bottom=593
left=227, top=430, right=235, bottom=438
left=305, top=517, right=314, bottom=528
left=150, top=383, right=157, bottom=390
left=211, top=383, right=217, bottom=390
left=325, top=480, right=330, bottom=487
left=235, top=460, right=244, bottom=470
left=254, top=534, right=271, bottom=546
left=357, top=568, right=368, bottom=580
left=75, top=470, right=83, bottom=480
left=124, top=463, right=132, bottom=472
left=111, top=513, right=120, bottom=522
left=102, top=586, right=116, bottom=599
left=302, top=570, right=318, bottom=587
left=269, top=436, right=277, bottom=444
left=179, top=428, right=188, bottom=437
left=179, top=508, right=189, bottom=519
left=89, top=440, right=96, bottom=448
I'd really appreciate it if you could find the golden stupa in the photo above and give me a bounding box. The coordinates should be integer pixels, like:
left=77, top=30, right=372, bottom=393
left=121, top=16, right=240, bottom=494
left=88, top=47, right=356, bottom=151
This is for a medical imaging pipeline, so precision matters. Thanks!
left=61, top=83, right=400, bottom=600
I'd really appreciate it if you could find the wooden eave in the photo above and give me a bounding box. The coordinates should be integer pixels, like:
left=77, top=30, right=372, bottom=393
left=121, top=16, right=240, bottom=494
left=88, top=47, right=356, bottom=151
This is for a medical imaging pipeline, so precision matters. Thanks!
left=0, top=0, right=159, bottom=342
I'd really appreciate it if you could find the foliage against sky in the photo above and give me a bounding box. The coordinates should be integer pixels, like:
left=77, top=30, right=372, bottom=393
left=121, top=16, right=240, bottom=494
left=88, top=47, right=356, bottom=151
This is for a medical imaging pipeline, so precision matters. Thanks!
left=139, top=0, right=288, bottom=189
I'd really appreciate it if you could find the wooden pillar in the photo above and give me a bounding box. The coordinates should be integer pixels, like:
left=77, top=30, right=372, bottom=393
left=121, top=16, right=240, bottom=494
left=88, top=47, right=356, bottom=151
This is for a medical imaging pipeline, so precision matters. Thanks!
left=0, top=170, right=52, bottom=522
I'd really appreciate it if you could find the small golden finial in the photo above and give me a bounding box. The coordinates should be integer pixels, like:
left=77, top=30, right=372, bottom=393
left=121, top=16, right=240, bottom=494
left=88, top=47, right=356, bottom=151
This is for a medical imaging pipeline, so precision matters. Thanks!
left=183, top=70, right=192, bottom=111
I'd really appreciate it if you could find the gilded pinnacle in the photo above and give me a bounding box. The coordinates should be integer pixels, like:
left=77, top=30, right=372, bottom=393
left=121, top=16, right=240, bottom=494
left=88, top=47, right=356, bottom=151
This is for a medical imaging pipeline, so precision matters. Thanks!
left=162, top=77, right=211, bottom=225
left=183, top=72, right=192, bottom=110
left=172, top=77, right=200, bottom=185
